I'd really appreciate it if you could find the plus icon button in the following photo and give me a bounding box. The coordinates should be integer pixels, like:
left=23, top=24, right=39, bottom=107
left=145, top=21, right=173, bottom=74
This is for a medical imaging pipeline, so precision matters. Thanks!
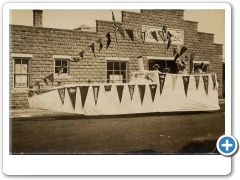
left=222, top=139, right=233, bottom=151
left=217, top=135, right=238, bottom=156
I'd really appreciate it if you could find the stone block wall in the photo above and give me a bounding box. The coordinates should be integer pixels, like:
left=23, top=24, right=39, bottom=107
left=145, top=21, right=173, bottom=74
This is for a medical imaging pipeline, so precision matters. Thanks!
left=10, top=9, right=223, bottom=108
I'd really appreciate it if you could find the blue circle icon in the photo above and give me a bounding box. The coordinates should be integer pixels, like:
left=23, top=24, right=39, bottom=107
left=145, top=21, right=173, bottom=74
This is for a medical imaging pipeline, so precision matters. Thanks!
left=217, top=135, right=238, bottom=156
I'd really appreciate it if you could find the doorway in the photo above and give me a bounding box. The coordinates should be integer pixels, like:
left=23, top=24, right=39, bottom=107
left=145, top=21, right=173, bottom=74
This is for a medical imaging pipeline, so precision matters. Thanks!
left=148, top=60, right=178, bottom=74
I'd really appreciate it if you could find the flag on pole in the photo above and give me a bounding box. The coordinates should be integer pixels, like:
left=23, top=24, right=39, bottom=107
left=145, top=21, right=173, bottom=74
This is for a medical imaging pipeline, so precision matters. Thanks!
left=106, top=32, right=111, bottom=50
left=112, top=10, right=118, bottom=32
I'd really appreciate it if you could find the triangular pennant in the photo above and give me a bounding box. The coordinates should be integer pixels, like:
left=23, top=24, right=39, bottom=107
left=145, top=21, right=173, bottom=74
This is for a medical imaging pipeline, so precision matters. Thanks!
left=71, top=50, right=84, bottom=62
left=104, top=85, right=112, bottom=91
left=173, top=48, right=177, bottom=57
left=46, top=73, right=54, bottom=83
left=151, top=31, right=158, bottom=42
left=117, top=25, right=125, bottom=38
left=158, top=31, right=166, bottom=42
left=33, top=81, right=41, bottom=89
left=92, top=86, right=100, bottom=106
left=43, top=77, right=48, bottom=86
left=149, top=84, right=157, bottom=102
left=141, top=31, right=146, bottom=43
left=180, top=46, right=188, bottom=56
left=125, top=29, right=134, bottom=42
left=138, top=85, right=146, bottom=105
left=96, top=38, right=103, bottom=53
left=79, top=50, right=84, bottom=60
left=182, top=76, right=190, bottom=97
left=79, top=86, right=89, bottom=108
left=211, top=73, right=216, bottom=90
left=128, top=85, right=135, bottom=101
left=173, top=53, right=180, bottom=62
left=58, top=88, right=65, bottom=104
left=167, top=37, right=171, bottom=49
left=106, top=32, right=111, bottom=50
left=89, top=43, right=96, bottom=57
left=116, top=85, right=124, bottom=103
left=28, top=90, right=35, bottom=98
left=202, top=75, right=209, bottom=95
left=171, top=75, right=177, bottom=90
left=159, top=74, right=166, bottom=95
left=67, top=87, right=77, bottom=110
left=194, top=75, right=200, bottom=90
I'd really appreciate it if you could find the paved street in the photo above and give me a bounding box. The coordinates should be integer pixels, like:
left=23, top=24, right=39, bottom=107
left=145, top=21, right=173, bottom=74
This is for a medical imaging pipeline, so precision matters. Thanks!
left=10, top=104, right=225, bottom=154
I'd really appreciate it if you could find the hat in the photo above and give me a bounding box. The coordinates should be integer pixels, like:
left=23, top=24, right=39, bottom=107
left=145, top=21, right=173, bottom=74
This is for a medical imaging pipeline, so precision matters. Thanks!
left=153, top=64, right=160, bottom=69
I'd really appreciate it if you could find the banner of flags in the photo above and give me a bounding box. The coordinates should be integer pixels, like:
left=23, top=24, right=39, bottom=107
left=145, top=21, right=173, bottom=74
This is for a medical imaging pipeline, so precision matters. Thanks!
left=29, top=73, right=218, bottom=111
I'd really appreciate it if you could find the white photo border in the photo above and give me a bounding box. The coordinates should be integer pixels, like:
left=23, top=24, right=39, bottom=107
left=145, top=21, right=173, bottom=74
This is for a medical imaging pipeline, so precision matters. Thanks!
left=3, top=2, right=231, bottom=175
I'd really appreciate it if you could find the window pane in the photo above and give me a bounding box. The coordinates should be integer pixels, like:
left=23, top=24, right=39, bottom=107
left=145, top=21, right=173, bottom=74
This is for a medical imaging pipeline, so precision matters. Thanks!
left=15, top=59, right=21, bottom=64
left=15, top=63, right=21, bottom=73
left=55, top=67, right=59, bottom=73
left=21, top=64, right=28, bottom=73
left=203, top=65, right=209, bottom=73
left=107, top=62, right=113, bottom=70
left=22, top=59, right=28, bottom=64
left=121, top=71, right=126, bottom=79
left=21, top=75, right=28, bottom=87
left=121, top=62, right=126, bottom=70
left=62, top=60, right=68, bottom=66
left=107, top=71, right=113, bottom=81
left=114, top=62, right=120, bottom=70
left=62, top=67, right=68, bottom=73
left=55, top=60, right=61, bottom=66
left=14, top=75, right=21, bottom=87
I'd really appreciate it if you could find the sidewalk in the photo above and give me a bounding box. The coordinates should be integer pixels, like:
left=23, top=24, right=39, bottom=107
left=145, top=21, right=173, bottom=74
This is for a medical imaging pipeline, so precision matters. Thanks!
left=10, top=99, right=225, bottom=120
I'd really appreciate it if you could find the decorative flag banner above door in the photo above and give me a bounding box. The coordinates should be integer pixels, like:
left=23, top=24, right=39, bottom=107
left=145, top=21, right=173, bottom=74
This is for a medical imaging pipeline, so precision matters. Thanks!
left=142, top=25, right=184, bottom=44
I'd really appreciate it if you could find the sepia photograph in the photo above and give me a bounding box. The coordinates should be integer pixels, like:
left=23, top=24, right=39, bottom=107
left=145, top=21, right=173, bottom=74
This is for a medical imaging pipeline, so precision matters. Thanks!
left=9, top=7, right=225, bottom=156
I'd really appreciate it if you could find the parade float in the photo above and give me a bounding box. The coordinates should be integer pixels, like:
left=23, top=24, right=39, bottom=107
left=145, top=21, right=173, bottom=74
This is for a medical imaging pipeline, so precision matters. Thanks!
left=27, top=56, right=219, bottom=116
left=27, top=12, right=220, bottom=115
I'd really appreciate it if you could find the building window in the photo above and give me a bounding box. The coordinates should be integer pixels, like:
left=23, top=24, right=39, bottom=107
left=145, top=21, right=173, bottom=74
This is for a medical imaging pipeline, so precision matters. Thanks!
left=106, top=61, right=128, bottom=83
left=53, top=55, right=71, bottom=79
left=13, top=58, right=31, bottom=88
left=193, top=61, right=209, bottom=73
left=54, top=59, right=69, bottom=75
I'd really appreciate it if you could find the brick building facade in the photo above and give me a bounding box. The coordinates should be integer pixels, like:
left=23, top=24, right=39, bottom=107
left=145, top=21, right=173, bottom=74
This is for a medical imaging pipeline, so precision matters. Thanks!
left=9, top=10, right=223, bottom=108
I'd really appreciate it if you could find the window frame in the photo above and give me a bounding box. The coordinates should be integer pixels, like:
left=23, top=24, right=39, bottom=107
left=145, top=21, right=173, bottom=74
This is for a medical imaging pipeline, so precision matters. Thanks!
left=53, top=55, right=71, bottom=79
left=105, top=57, right=129, bottom=83
left=11, top=54, right=32, bottom=89
left=193, top=61, right=210, bottom=73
